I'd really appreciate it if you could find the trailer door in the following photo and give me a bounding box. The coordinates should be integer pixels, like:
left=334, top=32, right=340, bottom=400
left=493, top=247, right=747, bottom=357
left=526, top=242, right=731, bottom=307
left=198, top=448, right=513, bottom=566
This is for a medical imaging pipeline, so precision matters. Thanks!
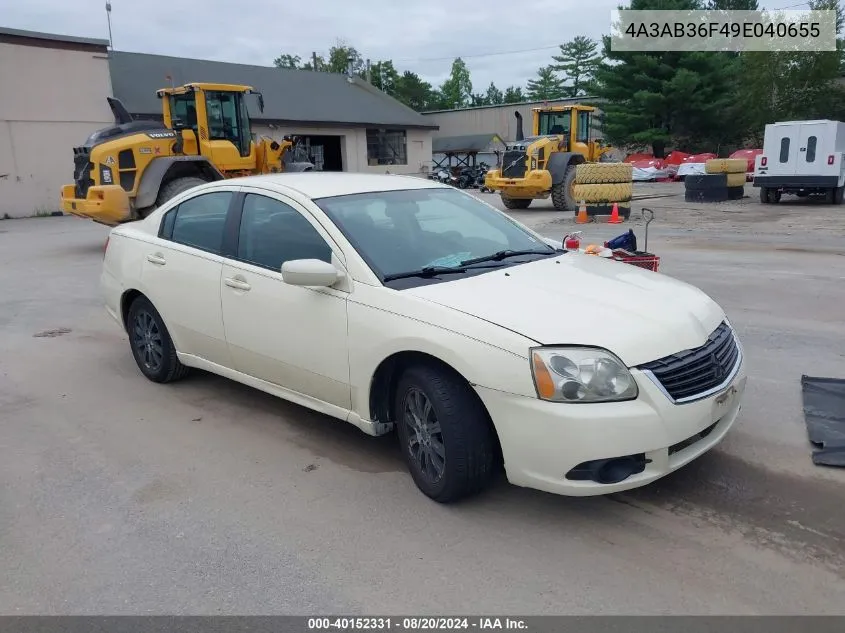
left=764, top=124, right=799, bottom=176
left=796, top=122, right=830, bottom=176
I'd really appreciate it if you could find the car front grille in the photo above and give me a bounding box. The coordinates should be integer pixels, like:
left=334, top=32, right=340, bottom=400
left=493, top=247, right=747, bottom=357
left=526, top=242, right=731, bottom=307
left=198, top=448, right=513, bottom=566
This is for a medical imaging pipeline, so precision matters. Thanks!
left=638, top=321, right=740, bottom=403
left=502, top=150, right=527, bottom=178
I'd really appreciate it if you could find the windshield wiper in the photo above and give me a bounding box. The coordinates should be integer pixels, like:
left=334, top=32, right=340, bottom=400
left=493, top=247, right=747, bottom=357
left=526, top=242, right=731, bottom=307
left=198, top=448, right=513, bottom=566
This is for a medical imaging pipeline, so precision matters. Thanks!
left=383, top=265, right=469, bottom=282
left=460, top=248, right=554, bottom=267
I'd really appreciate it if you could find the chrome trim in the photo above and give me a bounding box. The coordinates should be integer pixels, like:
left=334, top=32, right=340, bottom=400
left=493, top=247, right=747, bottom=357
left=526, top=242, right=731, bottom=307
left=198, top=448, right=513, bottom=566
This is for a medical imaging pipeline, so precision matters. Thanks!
left=640, top=328, right=743, bottom=405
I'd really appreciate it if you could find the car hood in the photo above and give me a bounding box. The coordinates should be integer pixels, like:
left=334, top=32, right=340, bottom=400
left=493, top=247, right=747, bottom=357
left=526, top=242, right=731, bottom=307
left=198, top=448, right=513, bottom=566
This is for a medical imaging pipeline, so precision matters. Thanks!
left=404, top=253, right=725, bottom=367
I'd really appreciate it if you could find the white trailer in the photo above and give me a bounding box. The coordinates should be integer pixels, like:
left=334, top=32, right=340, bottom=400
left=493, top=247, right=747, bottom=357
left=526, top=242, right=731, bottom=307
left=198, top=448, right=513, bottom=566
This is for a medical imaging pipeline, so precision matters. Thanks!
left=753, top=120, right=845, bottom=204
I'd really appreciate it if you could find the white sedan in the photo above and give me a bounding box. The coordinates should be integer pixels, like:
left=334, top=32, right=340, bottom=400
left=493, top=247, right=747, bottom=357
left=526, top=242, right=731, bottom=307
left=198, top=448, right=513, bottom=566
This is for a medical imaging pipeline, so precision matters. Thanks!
left=101, top=173, right=746, bottom=502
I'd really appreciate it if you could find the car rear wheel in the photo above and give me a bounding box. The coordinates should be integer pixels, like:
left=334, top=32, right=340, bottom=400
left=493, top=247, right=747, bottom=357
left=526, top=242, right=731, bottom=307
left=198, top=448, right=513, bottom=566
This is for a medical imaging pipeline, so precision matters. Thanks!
left=127, top=295, right=189, bottom=383
left=394, top=364, right=498, bottom=503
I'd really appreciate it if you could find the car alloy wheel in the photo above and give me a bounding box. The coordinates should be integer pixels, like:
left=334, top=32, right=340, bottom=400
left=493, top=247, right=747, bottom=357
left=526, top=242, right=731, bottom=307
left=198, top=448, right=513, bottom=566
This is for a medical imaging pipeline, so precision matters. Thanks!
left=132, top=308, right=164, bottom=373
left=402, top=387, right=446, bottom=485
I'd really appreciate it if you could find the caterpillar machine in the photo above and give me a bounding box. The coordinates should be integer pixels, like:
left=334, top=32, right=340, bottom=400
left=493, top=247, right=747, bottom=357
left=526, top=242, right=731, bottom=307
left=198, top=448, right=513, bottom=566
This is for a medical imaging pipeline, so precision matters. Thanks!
left=484, top=104, right=615, bottom=210
left=61, top=83, right=314, bottom=226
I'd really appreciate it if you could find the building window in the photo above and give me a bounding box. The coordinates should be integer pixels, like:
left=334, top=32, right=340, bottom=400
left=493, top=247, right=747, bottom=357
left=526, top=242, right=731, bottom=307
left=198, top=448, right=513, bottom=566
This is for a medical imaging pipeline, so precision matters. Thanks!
left=366, top=129, right=407, bottom=166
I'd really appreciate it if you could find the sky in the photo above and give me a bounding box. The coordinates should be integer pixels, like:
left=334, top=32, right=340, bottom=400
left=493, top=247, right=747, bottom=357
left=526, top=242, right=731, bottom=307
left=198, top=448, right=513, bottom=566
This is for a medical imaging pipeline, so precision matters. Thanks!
left=1, top=0, right=815, bottom=92
left=1, top=0, right=621, bottom=91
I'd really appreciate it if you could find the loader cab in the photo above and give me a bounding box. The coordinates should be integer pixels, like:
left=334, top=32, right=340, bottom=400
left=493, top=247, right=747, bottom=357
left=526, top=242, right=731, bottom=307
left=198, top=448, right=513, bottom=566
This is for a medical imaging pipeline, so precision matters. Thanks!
left=159, top=83, right=258, bottom=171
left=532, top=105, right=601, bottom=161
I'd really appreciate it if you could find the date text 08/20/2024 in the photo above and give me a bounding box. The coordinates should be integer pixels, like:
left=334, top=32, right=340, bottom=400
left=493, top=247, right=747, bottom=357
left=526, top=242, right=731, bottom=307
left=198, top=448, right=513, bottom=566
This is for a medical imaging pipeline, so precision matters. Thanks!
left=307, top=617, right=528, bottom=631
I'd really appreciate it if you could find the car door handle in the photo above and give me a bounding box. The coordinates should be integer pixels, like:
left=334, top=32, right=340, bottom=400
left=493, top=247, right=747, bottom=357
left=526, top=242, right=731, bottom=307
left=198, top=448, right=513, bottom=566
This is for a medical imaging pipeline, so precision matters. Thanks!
left=224, top=277, right=251, bottom=291
left=146, top=253, right=166, bottom=266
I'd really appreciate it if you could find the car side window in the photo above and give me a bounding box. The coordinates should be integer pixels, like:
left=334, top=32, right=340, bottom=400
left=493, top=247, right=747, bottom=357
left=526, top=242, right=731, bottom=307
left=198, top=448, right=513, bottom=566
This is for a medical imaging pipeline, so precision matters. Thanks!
left=161, top=191, right=232, bottom=255
left=237, top=194, right=332, bottom=271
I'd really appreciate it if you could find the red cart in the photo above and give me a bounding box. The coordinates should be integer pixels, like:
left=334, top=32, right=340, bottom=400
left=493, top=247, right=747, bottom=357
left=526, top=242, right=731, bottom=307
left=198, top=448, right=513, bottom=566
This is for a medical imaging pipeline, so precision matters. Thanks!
left=610, top=208, right=660, bottom=272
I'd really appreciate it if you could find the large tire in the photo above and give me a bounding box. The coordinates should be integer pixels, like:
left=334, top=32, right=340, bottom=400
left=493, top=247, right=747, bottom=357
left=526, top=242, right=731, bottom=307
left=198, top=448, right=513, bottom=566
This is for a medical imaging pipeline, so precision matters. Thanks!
left=685, top=187, right=729, bottom=203
left=500, top=195, right=532, bottom=209
left=394, top=363, right=498, bottom=503
left=705, top=158, right=748, bottom=174
left=575, top=162, right=633, bottom=184
left=728, top=185, right=744, bottom=200
left=551, top=165, right=577, bottom=211
left=726, top=172, right=746, bottom=187
left=156, top=176, right=209, bottom=207
left=126, top=295, right=190, bottom=384
left=685, top=173, right=728, bottom=190
left=572, top=182, right=633, bottom=203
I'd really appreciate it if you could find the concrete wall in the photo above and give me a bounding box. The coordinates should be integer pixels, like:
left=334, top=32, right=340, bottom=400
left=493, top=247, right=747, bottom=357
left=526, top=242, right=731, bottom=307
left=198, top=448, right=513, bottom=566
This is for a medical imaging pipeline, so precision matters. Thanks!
left=0, top=39, right=113, bottom=218
left=422, top=98, right=604, bottom=143
left=253, top=125, right=433, bottom=177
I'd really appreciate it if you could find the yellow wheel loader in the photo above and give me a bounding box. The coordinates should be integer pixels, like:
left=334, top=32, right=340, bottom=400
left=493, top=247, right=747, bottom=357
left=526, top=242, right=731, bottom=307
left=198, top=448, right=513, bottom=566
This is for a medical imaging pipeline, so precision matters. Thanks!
left=484, top=104, right=615, bottom=210
left=61, top=82, right=314, bottom=226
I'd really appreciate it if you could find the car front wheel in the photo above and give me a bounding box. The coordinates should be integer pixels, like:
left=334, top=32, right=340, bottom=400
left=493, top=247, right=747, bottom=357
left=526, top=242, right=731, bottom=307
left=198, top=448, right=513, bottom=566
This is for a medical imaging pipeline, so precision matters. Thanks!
left=394, top=364, right=498, bottom=503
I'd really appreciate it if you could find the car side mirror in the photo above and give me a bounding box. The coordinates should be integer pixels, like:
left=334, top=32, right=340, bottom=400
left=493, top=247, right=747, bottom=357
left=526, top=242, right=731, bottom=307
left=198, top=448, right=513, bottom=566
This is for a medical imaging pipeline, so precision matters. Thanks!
left=281, top=259, right=343, bottom=287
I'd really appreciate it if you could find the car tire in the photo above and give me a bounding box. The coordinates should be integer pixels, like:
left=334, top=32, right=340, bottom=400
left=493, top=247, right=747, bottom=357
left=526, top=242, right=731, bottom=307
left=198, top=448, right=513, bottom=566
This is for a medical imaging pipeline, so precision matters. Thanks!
left=394, top=364, right=498, bottom=503
left=551, top=165, right=577, bottom=211
left=127, top=295, right=190, bottom=383
left=156, top=176, right=209, bottom=207
left=501, top=195, right=531, bottom=209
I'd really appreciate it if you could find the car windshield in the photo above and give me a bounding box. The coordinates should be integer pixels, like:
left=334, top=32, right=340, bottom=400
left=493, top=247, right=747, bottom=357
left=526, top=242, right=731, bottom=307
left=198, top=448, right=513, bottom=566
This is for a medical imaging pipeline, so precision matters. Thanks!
left=316, top=187, right=557, bottom=284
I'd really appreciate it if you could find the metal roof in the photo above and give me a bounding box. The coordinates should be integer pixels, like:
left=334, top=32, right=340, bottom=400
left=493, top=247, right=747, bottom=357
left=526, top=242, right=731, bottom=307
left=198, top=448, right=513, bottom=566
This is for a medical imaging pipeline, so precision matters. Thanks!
left=109, top=51, right=438, bottom=130
left=0, top=26, right=109, bottom=47
left=432, top=134, right=506, bottom=154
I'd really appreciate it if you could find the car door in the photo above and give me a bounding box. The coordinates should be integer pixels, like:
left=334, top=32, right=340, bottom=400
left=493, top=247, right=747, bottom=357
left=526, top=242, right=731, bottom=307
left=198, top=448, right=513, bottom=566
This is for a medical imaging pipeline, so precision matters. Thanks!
left=140, top=188, right=235, bottom=368
left=220, top=189, right=352, bottom=411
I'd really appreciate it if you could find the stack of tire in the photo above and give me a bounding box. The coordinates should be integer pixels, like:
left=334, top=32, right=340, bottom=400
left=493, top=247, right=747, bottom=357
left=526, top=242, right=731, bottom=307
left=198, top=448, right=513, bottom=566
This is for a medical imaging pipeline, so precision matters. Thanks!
left=685, top=158, right=747, bottom=203
left=572, top=162, right=634, bottom=219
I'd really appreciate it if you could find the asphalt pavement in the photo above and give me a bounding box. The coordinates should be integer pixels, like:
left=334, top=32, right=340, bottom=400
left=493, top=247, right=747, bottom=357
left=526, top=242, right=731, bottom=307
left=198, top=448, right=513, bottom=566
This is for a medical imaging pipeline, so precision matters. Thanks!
left=1, top=189, right=844, bottom=614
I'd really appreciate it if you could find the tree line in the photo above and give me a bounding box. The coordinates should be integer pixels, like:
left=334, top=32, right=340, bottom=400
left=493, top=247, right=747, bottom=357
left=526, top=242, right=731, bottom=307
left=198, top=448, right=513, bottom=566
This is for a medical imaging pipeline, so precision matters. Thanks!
left=275, top=0, right=844, bottom=154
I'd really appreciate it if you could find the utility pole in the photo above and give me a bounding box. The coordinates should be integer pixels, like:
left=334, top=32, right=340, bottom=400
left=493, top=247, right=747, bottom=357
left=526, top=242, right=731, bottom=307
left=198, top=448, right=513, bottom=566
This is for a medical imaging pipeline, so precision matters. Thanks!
left=366, top=59, right=371, bottom=84
left=312, top=51, right=319, bottom=71
left=105, top=1, right=113, bottom=49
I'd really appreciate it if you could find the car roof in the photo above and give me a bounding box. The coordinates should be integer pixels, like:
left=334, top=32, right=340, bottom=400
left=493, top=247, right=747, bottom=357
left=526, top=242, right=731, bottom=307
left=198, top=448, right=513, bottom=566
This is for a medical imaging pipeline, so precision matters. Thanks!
left=216, top=172, right=451, bottom=199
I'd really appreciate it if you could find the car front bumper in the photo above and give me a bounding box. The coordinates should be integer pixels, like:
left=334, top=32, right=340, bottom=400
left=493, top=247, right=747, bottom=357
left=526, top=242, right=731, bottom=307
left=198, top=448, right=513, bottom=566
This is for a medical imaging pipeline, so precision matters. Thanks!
left=61, top=184, right=132, bottom=226
left=474, top=360, right=746, bottom=496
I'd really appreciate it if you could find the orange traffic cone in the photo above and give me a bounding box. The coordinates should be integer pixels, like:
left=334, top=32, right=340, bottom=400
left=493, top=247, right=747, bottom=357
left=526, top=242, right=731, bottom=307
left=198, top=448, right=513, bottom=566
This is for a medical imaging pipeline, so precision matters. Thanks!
left=575, top=200, right=589, bottom=224
left=608, top=202, right=623, bottom=224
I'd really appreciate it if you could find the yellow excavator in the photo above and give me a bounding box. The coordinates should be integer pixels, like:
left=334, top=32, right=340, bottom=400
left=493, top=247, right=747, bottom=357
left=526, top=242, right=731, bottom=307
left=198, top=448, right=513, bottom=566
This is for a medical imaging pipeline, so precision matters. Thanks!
left=61, top=82, right=314, bottom=226
left=484, top=104, right=614, bottom=210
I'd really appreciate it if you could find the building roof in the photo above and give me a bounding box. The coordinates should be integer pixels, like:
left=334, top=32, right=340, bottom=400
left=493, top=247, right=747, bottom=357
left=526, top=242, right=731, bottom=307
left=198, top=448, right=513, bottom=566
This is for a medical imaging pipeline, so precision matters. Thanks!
left=109, top=51, right=438, bottom=130
left=0, top=26, right=109, bottom=50
left=422, top=96, right=601, bottom=115
left=432, top=134, right=506, bottom=154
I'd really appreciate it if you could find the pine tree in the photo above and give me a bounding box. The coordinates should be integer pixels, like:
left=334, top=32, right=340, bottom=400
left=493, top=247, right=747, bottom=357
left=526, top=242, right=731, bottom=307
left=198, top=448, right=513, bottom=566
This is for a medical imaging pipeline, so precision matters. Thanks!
left=525, top=66, right=566, bottom=100
left=551, top=36, right=602, bottom=97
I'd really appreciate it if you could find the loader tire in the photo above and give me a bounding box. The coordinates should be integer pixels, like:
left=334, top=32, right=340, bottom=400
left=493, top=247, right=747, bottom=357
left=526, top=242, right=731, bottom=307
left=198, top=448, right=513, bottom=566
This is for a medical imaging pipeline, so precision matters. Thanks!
left=572, top=182, right=633, bottom=203
left=574, top=162, right=633, bottom=184
left=551, top=165, right=578, bottom=211
left=501, top=195, right=532, bottom=210
left=685, top=187, right=729, bottom=203
left=726, top=172, right=746, bottom=187
left=705, top=158, right=747, bottom=174
left=728, top=185, right=744, bottom=200
left=156, top=176, right=209, bottom=207
left=685, top=173, right=728, bottom=190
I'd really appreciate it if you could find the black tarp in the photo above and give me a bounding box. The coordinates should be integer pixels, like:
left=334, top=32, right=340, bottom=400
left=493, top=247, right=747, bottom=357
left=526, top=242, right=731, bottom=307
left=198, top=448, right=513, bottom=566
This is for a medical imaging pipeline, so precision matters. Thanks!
left=801, top=375, right=845, bottom=467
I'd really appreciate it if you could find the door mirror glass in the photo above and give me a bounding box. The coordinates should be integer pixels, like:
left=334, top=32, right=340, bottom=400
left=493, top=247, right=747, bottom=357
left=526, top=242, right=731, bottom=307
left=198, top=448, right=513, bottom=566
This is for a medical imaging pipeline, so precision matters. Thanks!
left=281, top=259, right=342, bottom=287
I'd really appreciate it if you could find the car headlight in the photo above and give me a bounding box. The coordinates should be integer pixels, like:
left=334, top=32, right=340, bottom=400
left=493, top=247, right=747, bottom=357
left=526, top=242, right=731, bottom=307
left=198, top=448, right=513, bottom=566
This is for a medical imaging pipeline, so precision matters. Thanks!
left=530, top=347, right=638, bottom=403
